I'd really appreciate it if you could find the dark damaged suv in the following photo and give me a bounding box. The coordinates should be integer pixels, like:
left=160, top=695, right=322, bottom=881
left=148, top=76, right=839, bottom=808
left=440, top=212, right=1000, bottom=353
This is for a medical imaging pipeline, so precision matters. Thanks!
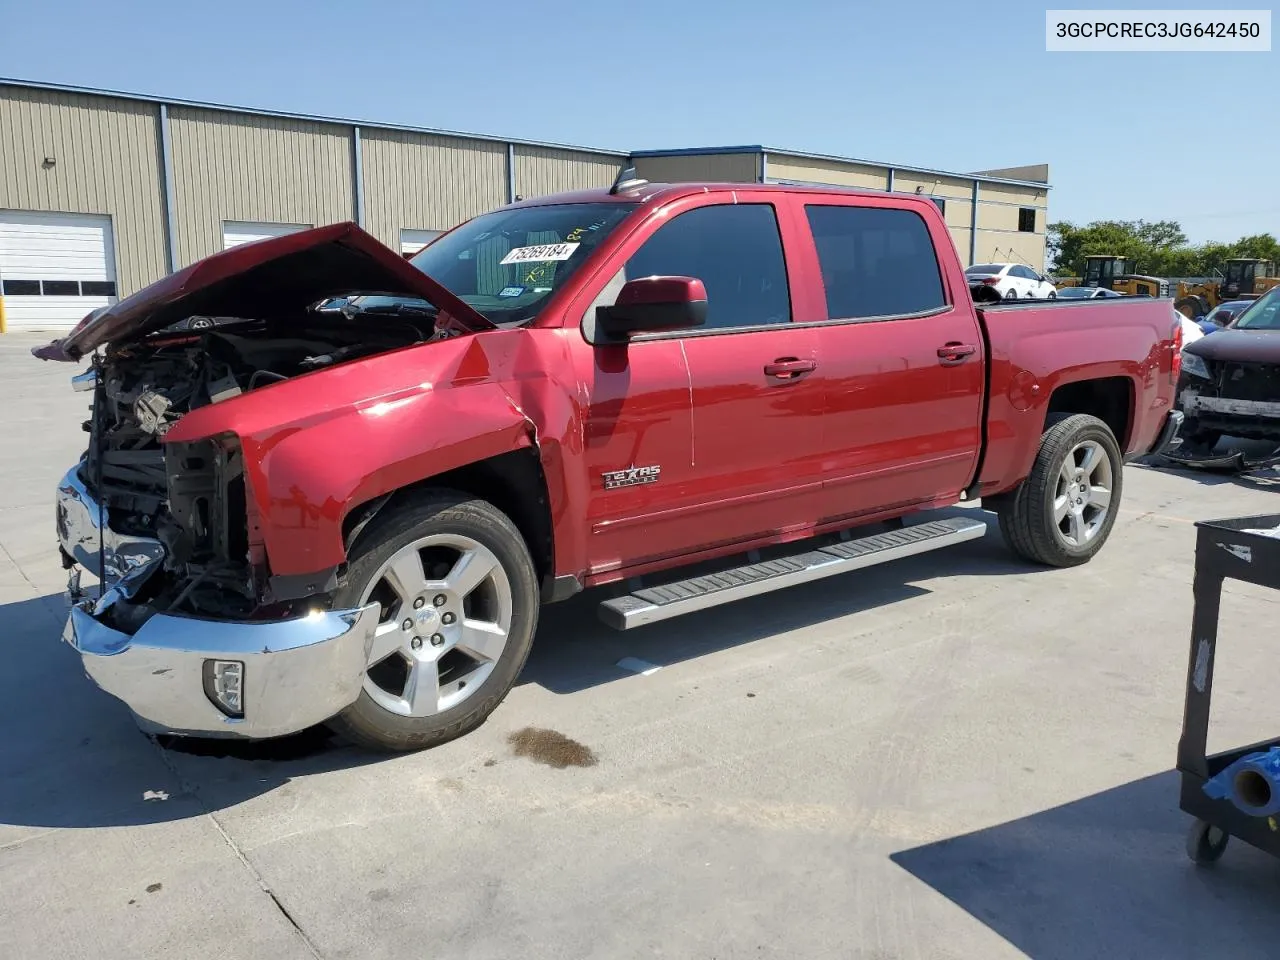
left=1178, top=286, right=1280, bottom=449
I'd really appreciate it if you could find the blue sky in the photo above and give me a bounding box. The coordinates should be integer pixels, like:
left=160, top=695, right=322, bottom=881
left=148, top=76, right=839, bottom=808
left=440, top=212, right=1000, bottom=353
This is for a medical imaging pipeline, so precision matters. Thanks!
left=2, top=0, right=1275, bottom=242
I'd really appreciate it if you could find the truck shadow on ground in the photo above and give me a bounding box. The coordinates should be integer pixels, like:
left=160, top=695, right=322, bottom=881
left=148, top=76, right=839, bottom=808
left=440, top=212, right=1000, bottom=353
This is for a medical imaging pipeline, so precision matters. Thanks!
left=891, top=771, right=1280, bottom=960
left=0, top=510, right=1039, bottom=830
left=521, top=511, right=1043, bottom=695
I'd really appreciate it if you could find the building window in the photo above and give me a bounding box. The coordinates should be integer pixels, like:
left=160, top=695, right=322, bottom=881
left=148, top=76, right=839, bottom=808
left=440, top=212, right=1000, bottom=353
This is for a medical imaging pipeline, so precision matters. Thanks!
left=41, top=280, right=81, bottom=296
left=1018, top=207, right=1036, bottom=232
left=931, top=197, right=946, bottom=216
left=1, top=279, right=41, bottom=296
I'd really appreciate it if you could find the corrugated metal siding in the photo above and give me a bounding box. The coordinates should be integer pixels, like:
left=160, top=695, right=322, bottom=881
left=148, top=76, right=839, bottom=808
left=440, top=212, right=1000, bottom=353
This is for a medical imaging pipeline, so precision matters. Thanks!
left=632, top=153, right=760, bottom=184
left=514, top=146, right=624, bottom=199
left=891, top=173, right=973, bottom=200
left=765, top=154, right=888, bottom=190
left=933, top=199, right=972, bottom=231
left=361, top=130, right=506, bottom=249
left=973, top=230, right=1045, bottom=271
left=977, top=202, right=1042, bottom=232
left=168, top=107, right=354, bottom=267
left=0, top=85, right=166, bottom=296
left=977, top=182, right=1049, bottom=208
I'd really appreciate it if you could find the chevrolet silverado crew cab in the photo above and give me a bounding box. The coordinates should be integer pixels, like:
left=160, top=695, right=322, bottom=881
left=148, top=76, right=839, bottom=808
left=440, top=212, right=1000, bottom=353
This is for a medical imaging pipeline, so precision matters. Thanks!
left=35, top=177, right=1185, bottom=752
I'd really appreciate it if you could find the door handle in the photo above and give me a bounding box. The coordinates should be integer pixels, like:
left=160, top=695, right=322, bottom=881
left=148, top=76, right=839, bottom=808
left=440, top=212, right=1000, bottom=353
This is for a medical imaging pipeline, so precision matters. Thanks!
left=937, top=343, right=977, bottom=365
left=764, top=357, right=817, bottom=380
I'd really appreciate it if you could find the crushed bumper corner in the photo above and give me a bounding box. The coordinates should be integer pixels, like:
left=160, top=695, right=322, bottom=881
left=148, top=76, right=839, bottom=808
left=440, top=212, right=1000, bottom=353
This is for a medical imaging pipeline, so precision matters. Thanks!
left=1150, top=410, right=1185, bottom=457
left=65, top=601, right=380, bottom=739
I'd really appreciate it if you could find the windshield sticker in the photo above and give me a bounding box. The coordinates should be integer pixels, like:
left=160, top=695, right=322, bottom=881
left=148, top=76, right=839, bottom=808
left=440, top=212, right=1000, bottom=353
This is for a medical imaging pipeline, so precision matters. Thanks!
left=565, top=218, right=611, bottom=244
left=498, top=286, right=525, bottom=298
left=499, top=242, right=580, bottom=265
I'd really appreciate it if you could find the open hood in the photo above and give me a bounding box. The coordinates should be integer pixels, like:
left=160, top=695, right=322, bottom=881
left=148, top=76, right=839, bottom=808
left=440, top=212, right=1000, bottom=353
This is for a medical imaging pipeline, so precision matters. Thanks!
left=31, top=222, right=494, bottom=362
left=1184, top=328, right=1280, bottom=365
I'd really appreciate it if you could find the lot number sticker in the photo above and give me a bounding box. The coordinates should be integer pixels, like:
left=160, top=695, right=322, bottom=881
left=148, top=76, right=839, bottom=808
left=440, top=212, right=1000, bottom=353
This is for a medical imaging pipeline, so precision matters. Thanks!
left=499, top=242, right=580, bottom=265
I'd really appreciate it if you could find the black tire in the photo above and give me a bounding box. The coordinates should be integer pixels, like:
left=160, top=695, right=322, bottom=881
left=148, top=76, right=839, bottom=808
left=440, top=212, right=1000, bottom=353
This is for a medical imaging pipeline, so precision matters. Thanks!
left=327, top=491, right=540, bottom=752
left=995, top=413, right=1123, bottom=567
left=1186, top=819, right=1228, bottom=865
left=1005, top=288, right=1018, bottom=300
left=1048, top=290, right=1057, bottom=299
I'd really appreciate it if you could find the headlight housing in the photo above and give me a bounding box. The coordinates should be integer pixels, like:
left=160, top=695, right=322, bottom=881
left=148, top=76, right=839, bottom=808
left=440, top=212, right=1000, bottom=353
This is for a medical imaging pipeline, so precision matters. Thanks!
left=1182, top=351, right=1211, bottom=380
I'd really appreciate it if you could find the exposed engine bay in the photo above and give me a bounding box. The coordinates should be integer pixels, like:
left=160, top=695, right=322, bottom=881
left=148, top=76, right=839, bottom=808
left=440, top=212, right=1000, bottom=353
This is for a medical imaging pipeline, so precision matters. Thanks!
left=79, top=314, right=432, bottom=626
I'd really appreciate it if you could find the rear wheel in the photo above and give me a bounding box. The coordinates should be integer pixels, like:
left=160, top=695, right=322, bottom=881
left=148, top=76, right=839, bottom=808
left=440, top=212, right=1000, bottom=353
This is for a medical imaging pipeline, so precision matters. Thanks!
left=327, top=491, right=540, bottom=752
left=994, top=414, right=1123, bottom=567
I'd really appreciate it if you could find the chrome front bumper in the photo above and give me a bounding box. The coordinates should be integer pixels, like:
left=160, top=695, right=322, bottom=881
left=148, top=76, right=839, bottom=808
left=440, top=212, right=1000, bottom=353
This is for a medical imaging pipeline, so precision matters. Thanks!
left=56, top=465, right=378, bottom=739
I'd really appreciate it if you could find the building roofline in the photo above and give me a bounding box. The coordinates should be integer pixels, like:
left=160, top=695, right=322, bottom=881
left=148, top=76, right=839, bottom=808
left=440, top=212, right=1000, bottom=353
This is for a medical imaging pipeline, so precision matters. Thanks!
left=2, top=78, right=1050, bottom=190
left=632, top=145, right=1052, bottom=190
left=0, top=76, right=631, bottom=157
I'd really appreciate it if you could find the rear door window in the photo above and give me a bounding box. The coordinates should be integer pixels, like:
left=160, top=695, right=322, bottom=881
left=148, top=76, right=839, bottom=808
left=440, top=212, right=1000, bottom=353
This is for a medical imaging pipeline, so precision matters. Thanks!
left=804, top=205, right=947, bottom=320
left=623, top=203, right=791, bottom=331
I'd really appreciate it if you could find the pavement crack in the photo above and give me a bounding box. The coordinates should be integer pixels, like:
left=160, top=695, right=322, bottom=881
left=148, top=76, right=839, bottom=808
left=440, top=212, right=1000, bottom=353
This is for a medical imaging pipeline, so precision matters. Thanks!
left=0, top=536, right=40, bottom=593
left=145, top=736, right=325, bottom=959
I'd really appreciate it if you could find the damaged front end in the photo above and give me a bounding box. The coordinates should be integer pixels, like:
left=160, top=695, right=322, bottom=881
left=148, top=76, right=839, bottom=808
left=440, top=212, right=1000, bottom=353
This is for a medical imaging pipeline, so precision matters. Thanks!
left=1171, top=327, right=1280, bottom=471
left=56, top=331, right=405, bottom=737
left=43, top=222, right=497, bottom=737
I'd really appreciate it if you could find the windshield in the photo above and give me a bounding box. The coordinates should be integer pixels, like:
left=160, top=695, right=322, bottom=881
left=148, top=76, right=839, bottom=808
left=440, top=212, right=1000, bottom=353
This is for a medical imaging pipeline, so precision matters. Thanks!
left=1233, top=287, right=1280, bottom=330
left=1225, top=261, right=1254, bottom=283
left=408, top=202, right=635, bottom=326
left=966, top=264, right=1003, bottom=275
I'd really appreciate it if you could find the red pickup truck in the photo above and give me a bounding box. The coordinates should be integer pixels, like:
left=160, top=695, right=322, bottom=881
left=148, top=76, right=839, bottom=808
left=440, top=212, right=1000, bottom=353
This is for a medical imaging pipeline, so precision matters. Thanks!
left=37, top=177, right=1184, bottom=751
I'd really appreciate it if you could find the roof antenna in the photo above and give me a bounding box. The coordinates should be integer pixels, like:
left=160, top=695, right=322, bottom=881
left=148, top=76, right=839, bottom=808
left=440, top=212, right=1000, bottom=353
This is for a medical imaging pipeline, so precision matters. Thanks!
left=610, top=165, right=647, bottom=195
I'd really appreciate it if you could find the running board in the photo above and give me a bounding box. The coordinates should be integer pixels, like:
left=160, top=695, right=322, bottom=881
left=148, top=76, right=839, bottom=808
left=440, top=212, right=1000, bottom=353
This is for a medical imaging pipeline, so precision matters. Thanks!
left=597, top=516, right=988, bottom=630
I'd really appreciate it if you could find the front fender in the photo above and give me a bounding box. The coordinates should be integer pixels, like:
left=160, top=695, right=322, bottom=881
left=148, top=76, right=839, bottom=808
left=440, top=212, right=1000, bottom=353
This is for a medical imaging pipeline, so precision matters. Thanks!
left=242, top=382, right=535, bottom=576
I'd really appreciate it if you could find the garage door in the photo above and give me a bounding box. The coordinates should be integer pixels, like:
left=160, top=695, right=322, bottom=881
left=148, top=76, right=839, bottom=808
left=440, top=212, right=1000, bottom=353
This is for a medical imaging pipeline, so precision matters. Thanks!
left=0, top=211, right=117, bottom=331
left=400, top=229, right=443, bottom=256
left=222, top=221, right=310, bottom=249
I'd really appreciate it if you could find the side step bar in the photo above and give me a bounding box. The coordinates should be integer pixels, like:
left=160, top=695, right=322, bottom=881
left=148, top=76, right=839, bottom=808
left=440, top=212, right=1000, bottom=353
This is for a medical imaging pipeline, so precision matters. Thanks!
left=597, top=516, right=988, bottom=630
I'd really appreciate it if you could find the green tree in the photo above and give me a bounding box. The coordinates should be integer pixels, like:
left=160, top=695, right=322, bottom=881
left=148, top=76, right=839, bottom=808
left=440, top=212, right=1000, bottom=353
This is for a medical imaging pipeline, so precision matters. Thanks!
left=1046, top=221, right=1278, bottom=280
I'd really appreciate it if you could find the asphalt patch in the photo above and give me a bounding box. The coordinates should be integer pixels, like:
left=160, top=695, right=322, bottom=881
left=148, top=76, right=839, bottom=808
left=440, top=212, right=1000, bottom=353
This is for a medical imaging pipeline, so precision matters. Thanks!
left=506, top=727, right=598, bottom=769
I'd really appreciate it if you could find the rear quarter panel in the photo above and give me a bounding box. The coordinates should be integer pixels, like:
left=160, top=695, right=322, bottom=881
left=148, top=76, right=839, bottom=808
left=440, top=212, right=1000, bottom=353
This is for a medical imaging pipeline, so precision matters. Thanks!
left=977, top=298, right=1177, bottom=495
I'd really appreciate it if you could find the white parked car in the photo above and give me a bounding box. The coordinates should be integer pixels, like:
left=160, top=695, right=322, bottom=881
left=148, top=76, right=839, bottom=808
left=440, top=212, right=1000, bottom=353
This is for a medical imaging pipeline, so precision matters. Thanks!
left=965, top=263, right=1058, bottom=300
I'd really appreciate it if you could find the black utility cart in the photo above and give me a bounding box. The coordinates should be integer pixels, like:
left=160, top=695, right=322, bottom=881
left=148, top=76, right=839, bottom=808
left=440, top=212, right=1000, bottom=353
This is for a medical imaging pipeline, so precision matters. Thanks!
left=1178, top=513, right=1280, bottom=864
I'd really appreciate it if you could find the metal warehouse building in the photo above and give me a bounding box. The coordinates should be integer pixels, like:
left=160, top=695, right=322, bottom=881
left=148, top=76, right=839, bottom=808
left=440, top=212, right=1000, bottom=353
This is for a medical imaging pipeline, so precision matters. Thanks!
left=0, top=79, right=1050, bottom=332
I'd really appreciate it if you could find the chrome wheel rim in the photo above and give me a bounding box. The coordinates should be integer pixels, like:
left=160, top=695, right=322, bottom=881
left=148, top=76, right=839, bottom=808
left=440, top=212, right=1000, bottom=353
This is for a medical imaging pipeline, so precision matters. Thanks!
left=1053, top=440, right=1113, bottom=547
left=358, top=533, right=512, bottom=718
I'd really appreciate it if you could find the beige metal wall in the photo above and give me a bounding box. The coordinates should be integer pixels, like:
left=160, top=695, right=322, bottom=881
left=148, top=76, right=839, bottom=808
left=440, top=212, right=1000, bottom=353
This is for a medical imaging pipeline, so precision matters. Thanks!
left=978, top=181, right=1049, bottom=210
left=973, top=229, right=1046, bottom=270
left=766, top=154, right=888, bottom=190
left=361, top=130, right=506, bottom=249
left=168, top=107, right=354, bottom=267
left=0, top=85, right=167, bottom=295
left=514, top=146, right=624, bottom=200
left=632, top=153, right=759, bottom=184
left=892, top=172, right=973, bottom=200
left=975, top=187, right=1047, bottom=269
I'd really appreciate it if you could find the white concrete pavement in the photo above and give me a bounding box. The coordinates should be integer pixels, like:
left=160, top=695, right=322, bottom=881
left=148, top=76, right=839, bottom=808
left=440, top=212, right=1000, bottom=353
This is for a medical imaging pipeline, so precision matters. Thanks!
left=2, top=331, right=1279, bottom=960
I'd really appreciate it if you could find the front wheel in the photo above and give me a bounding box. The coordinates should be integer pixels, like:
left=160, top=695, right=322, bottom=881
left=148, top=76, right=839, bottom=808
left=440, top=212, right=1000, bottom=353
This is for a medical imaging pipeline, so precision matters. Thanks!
left=327, top=491, right=540, bottom=752
left=994, top=413, right=1123, bottom=567
left=1005, top=288, right=1018, bottom=300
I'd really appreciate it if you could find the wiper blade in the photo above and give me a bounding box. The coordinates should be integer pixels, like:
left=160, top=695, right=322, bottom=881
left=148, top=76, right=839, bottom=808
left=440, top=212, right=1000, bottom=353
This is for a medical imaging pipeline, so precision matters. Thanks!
left=341, top=301, right=439, bottom=317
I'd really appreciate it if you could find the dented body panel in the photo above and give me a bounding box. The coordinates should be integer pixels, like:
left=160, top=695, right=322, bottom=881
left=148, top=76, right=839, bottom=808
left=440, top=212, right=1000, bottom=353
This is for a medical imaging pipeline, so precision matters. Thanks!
left=45, top=183, right=1182, bottom=647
